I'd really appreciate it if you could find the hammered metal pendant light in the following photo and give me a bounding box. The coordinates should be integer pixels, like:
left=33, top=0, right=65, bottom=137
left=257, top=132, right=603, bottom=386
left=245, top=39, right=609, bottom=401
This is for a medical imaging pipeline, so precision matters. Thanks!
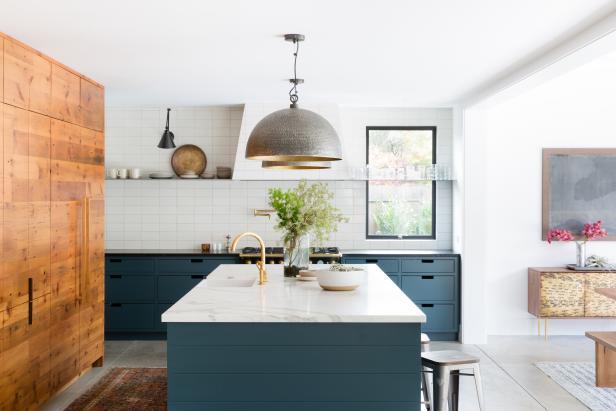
left=246, top=34, right=342, bottom=168
left=157, top=108, right=176, bottom=149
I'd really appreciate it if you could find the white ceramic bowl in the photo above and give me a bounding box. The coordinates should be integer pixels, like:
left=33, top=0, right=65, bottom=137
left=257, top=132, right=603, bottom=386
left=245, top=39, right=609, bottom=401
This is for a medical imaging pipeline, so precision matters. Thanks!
left=317, top=269, right=365, bottom=291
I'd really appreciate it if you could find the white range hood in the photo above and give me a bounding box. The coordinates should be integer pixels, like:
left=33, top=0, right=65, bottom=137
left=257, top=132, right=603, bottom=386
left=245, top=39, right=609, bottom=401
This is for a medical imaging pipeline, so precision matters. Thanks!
left=232, top=102, right=350, bottom=180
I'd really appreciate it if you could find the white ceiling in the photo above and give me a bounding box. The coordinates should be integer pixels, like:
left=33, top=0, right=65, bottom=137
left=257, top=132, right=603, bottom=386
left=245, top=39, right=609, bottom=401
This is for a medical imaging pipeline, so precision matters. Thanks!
left=1, top=0, right=614, bottom=107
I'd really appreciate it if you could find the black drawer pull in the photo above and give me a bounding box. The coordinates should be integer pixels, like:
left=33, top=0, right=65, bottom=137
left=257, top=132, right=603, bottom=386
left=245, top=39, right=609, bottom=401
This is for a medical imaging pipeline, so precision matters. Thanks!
left=421, top=304, right=434, bottom=308
left=366, top=259, right=378, bottom=263
left=421, top=275, right=434, bottom=280
left=110, top=258, right=122, bottom=263
left=111, top=303, right=122, bottom=307
left=421, top=259, right=434, bottom=263
left=110, top=275, right=122, bottom=279
left=191, top=275, right=205, bottom=279
left=190, top=259, right=204, bottom=263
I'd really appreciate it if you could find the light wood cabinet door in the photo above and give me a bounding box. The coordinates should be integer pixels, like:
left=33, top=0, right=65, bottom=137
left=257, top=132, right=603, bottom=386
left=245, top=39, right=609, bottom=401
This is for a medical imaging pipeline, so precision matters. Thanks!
left=1, top=106, right=51, bottom=311
left=0, top=295, right=51, bottom=411
left=3, top=39, right=51, bottom=115
left=79, top=79, right=104, bottom=131
left=50, top=119, right=84, bottom=389
left=50, top=64, right=80, bottom=124
left=50, top=119, right=104, bottom=377
left=28, top=112, right=51, bottom=301
left=2, top=105, right=30, bottom=310
left=77, top=125, right=104, bottom=371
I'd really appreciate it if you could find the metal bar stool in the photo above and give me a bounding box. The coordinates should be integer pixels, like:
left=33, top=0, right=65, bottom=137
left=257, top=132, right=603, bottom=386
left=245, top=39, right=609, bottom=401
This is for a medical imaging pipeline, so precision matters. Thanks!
left=420, top=333, right=432, bottom=411
left=421, top=350, right=485, bottom=411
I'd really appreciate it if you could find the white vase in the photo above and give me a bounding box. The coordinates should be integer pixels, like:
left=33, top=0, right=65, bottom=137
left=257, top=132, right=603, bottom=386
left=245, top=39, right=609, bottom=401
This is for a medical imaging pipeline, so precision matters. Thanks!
left=576, top=241, right=587, bottom=267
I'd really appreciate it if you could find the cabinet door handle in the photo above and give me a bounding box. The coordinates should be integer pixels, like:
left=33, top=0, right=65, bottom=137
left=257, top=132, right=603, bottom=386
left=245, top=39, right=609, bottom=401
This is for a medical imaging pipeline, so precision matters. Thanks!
left=421, top=259, right=434, bottom=263
left=28, top=301, right=33, bottom=325
left=110, top=258, right=122, bottom=263
left=110, top=275, right=122, bottom=279
left=28, top=277, right=33, bottom=324
left=421, top=275, right=434, bottom=280
left=190, top=259, right=204, bottom=263
left=191, top=275, right=205, bottom=279
left=421, top=304, right=434, bottom=308
left=366, top=259, right=378, bottom=263
left=111, top=303, right=122, bottom=307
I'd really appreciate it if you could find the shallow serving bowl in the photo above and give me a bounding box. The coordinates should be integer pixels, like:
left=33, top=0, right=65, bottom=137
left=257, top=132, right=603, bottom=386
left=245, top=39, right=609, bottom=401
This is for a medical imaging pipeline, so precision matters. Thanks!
left=317, top=269, right=365, bottom=291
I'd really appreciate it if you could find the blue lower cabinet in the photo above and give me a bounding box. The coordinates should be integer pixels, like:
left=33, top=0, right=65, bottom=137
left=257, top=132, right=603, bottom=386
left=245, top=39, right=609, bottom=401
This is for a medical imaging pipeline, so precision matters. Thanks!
left=344, top=253, right=460, bottom=341
left=106, top=303, right=155, bottom=330
left=401, top=275, right=455, bottom=302
left=401, top=257, right=456, bottom=273
left=419, top=303, right=456, bottom=332
left=106, top=275, right=155, bottom=302
left=158, top=274, right=206, bottom=303
left=105, top=254, right=240, bottom=338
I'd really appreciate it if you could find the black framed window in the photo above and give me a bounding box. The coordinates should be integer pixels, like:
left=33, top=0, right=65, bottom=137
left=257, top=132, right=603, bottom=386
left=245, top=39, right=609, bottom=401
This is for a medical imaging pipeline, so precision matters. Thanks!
left=366, top=126, right=436, bottom=239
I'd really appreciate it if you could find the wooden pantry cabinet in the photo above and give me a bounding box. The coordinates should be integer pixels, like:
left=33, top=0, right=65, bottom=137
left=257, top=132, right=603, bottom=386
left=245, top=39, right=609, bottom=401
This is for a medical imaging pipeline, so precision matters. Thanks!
left=0, top=32, right=104, bottom=410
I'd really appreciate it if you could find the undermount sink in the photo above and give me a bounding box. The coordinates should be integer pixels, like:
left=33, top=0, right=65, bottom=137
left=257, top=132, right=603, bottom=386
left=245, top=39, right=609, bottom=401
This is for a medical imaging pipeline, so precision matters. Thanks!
left=206, top=276, right=256, bottom=288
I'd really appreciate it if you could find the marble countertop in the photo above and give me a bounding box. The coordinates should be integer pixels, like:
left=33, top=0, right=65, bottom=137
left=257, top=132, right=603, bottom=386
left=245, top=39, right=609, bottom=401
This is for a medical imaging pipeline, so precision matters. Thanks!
left=161, top=264, right=426, bottom=323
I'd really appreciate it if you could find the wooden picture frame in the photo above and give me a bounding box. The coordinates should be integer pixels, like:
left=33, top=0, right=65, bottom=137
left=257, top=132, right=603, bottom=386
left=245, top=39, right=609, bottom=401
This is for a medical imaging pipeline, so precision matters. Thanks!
left=542, top=148, right=616, bottom=240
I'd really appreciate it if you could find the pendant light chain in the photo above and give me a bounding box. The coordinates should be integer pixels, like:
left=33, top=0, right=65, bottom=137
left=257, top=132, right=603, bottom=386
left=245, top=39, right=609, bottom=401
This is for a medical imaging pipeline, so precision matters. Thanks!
left=289, top=39, right=300, bottom=106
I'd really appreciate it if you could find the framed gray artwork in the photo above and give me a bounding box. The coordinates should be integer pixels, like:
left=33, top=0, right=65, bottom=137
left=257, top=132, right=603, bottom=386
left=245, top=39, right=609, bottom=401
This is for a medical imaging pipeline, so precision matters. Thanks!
left=543, top=148, right=616, bottom=240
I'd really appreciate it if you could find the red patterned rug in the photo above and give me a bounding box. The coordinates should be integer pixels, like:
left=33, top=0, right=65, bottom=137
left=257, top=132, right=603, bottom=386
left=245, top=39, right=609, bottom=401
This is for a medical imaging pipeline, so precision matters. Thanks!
left=64, top=368, right=166, bottom=411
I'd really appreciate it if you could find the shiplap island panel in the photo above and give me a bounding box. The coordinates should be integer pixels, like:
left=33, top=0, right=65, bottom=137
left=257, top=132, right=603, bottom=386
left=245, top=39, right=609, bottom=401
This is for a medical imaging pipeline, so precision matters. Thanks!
left=163, top=264, right=425, bottom=411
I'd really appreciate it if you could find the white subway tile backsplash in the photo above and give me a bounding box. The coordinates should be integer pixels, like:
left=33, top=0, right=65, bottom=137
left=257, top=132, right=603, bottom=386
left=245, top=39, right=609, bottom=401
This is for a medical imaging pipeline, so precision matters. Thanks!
left=105, top=105, right=453, bottom=250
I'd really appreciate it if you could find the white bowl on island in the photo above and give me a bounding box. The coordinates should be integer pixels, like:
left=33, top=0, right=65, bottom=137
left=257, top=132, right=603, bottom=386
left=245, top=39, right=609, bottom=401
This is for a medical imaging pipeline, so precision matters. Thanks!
left=316, top=264, right=365, bottom=291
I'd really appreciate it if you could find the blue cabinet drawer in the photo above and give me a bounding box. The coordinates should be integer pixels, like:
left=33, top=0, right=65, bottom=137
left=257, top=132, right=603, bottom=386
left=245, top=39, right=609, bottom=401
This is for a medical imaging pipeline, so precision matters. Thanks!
left=345, top=257, right=399, bottom=274
left=158, top=258, right=238, bottom=274
left=401, top=258, right=455, bottom=273
left=158, top=274, right=206, bottom=303
left=106, top=303, right=155, bottom=330
left=401, top=275, right=455, bottom=302
left=157, top=303, right=173, bottom=331
left=418, top=304, right=456, bottom=332
left=106, top=257, right=155, bottom=275
left=107, top=275, right=156, bottom=302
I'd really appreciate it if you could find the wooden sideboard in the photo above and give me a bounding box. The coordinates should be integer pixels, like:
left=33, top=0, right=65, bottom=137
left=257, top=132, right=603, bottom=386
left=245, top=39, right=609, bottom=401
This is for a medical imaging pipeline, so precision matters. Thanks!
left=528, top=268, right=616, bottom=337
left=0, top=32, right=104, bottom=410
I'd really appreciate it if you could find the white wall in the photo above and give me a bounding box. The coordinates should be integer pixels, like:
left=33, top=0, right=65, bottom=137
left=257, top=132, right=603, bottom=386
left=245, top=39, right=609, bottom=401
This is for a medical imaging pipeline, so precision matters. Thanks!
left=482, top=51, right=616, bottom=335
left=105, top=106, right=243, bottom=174
left=104, top=105, right=453, bottom=251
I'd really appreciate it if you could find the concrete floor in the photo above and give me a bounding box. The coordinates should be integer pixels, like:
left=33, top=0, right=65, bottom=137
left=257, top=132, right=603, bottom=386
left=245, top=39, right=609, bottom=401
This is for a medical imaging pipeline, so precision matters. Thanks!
left=40, top=336, right=595, bottom=411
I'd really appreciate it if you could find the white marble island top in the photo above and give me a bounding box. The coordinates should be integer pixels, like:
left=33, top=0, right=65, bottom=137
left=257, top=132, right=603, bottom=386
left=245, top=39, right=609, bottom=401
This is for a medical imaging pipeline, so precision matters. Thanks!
left=161, top=264, right=426, bottom=323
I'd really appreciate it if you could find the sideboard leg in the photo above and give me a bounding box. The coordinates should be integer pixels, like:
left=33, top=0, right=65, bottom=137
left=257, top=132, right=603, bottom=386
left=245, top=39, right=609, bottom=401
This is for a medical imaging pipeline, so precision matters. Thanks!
left=544, top=318, right=548, bottom=341
left=537, top=319, right=541, bottom=336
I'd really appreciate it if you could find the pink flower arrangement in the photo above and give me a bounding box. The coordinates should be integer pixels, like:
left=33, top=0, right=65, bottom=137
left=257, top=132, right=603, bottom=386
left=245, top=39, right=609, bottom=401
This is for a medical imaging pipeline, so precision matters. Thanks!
left=547, top=220, right=608, bottom=243
left=546, top=228, right=574, bottom=244
left=582, top=220, right=608, bottom=241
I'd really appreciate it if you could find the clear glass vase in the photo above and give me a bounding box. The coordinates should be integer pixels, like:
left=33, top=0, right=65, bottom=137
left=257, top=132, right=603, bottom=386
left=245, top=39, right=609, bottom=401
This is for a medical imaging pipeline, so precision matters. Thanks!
left=576, top=241, right=587, bottom=268
left=284, top=234, right=310, bottom=277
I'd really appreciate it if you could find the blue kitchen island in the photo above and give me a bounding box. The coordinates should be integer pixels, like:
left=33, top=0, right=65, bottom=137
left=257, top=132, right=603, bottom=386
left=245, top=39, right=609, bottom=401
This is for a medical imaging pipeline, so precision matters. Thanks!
left=162, top=264, right=426, bottom=410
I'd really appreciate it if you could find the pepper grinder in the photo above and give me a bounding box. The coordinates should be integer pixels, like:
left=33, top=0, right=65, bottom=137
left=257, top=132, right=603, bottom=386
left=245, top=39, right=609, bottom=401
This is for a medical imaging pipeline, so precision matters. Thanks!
left=225, top=234, right=231, bottom=252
